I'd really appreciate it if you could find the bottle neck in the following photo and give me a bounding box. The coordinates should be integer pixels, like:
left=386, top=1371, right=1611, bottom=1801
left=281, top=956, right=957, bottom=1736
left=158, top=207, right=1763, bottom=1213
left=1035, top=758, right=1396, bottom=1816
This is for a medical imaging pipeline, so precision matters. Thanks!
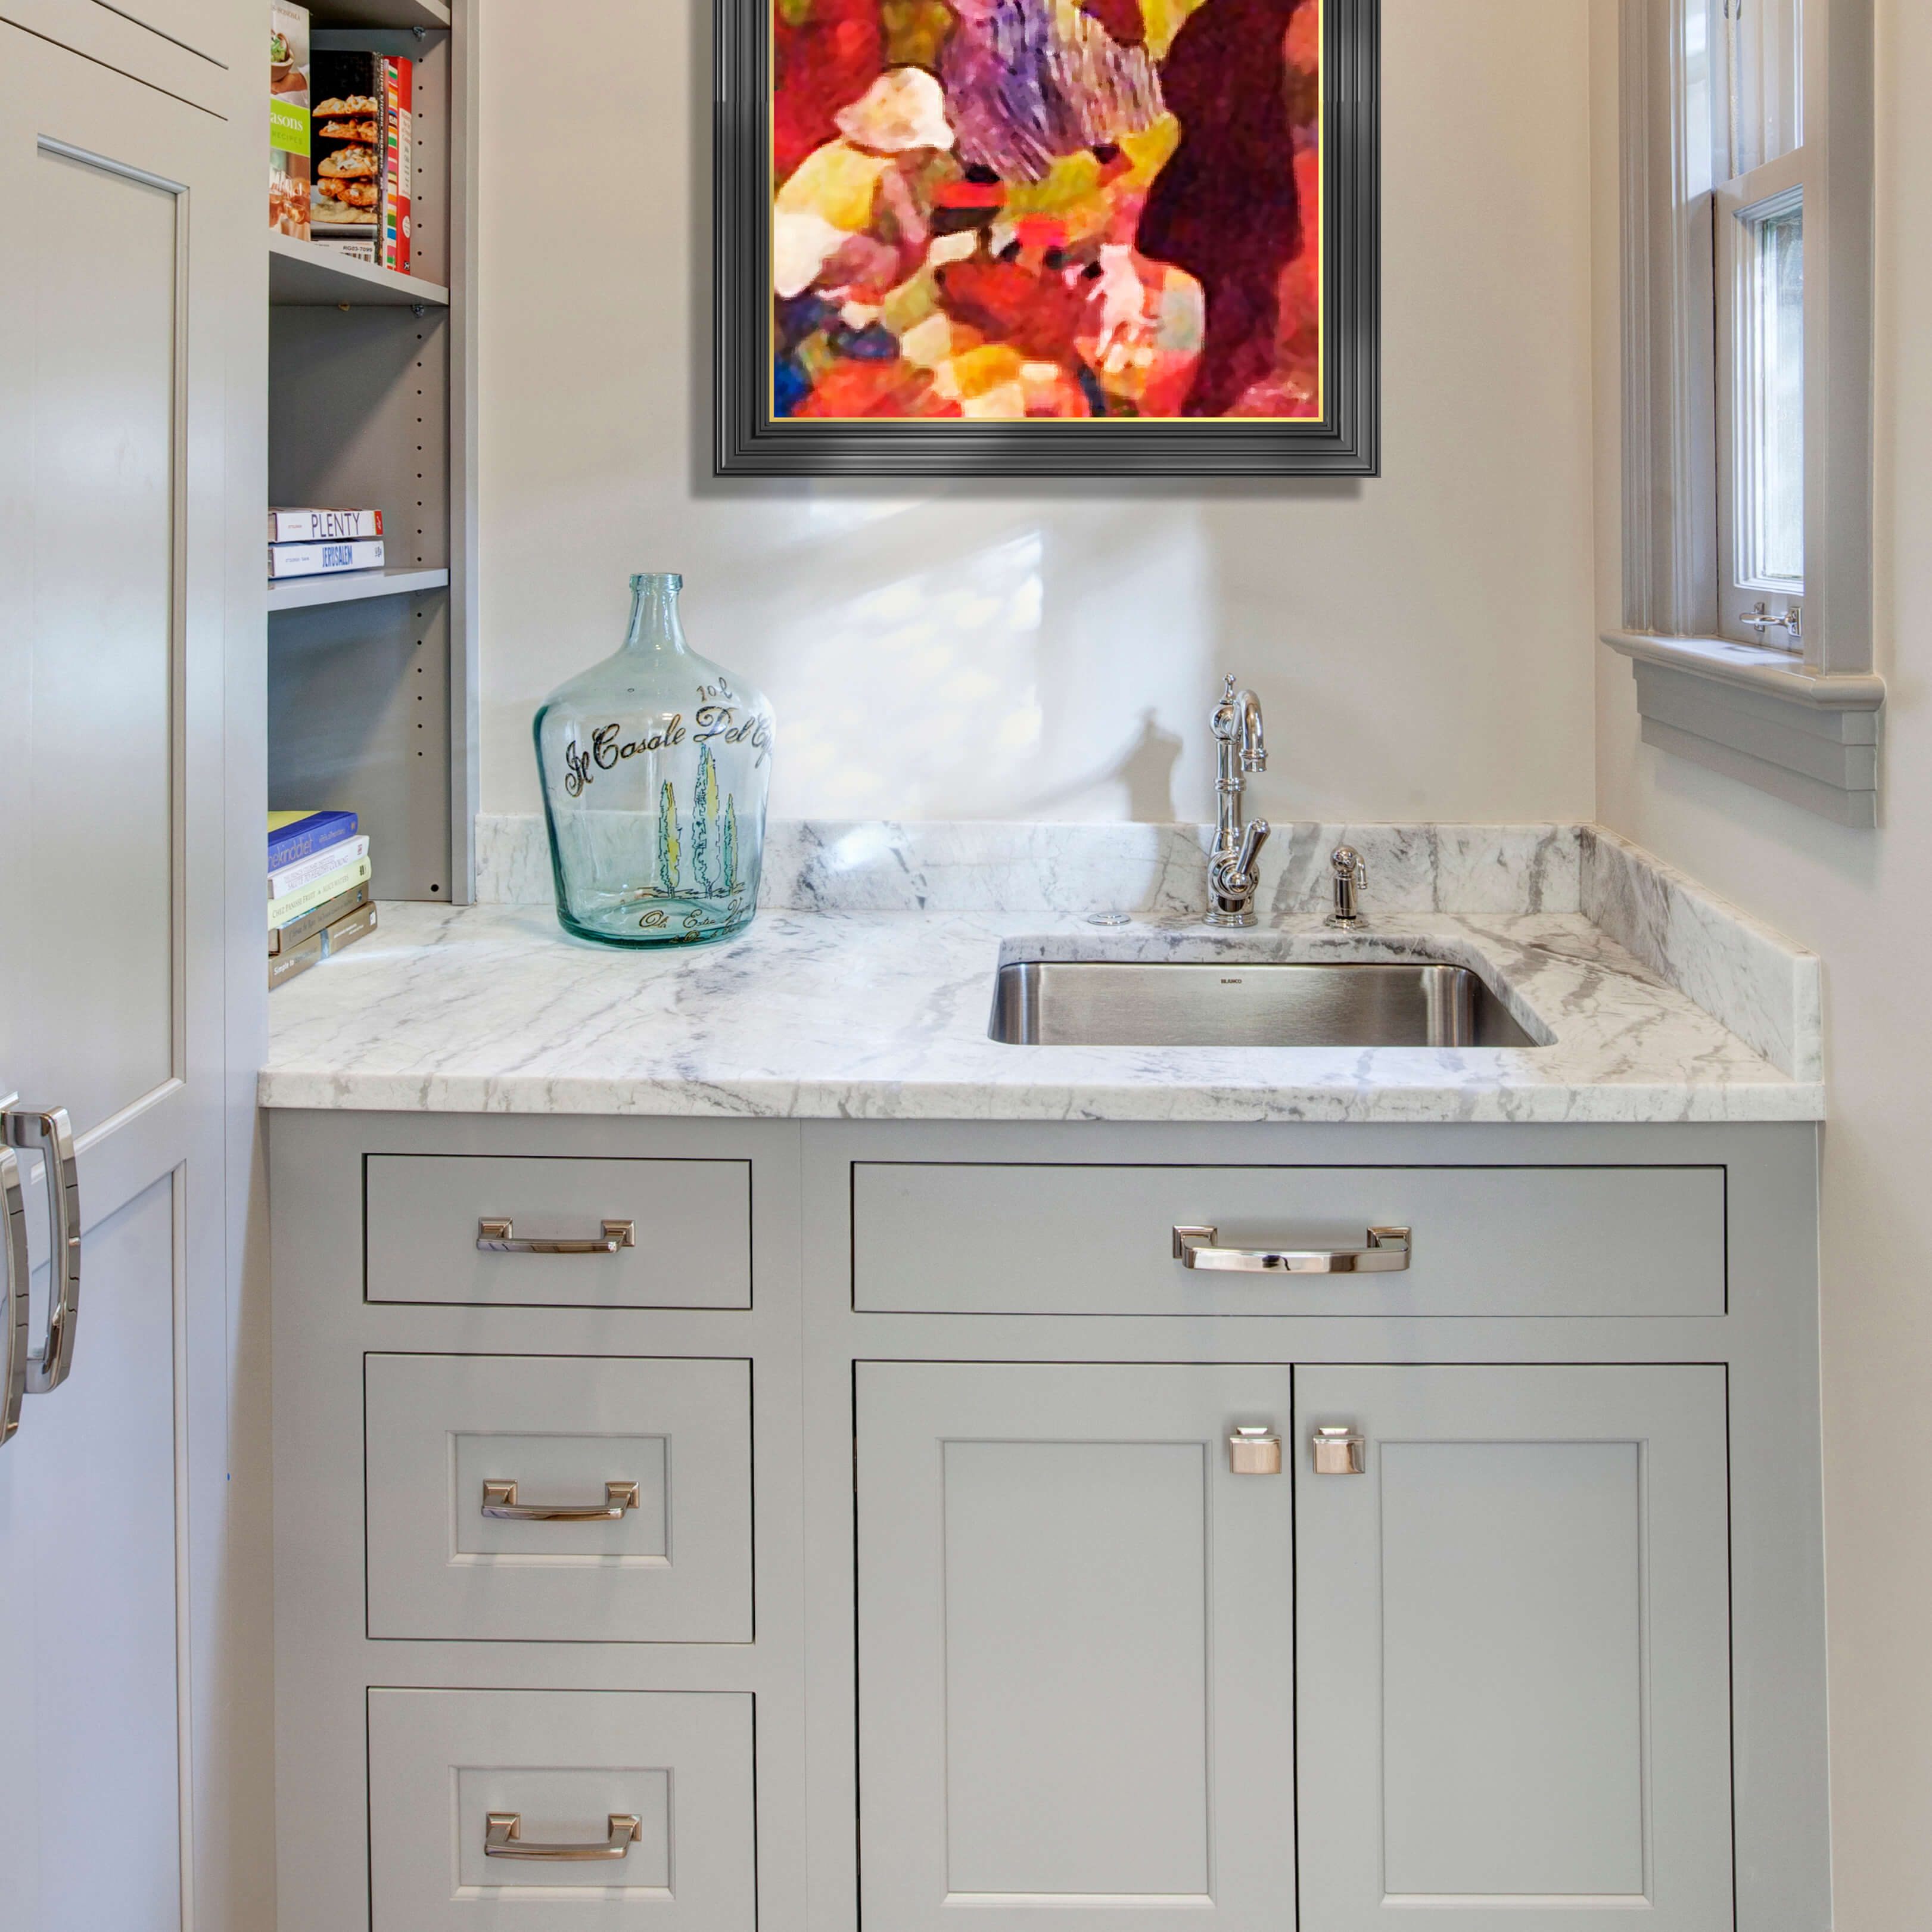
left=621, top=574, right=688, bottom=657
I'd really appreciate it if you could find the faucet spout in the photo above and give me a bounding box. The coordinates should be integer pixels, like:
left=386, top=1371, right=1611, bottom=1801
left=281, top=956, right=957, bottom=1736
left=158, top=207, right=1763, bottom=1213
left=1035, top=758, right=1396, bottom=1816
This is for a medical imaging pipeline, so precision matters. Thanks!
left=1205, top=674, right=1270, bottom=927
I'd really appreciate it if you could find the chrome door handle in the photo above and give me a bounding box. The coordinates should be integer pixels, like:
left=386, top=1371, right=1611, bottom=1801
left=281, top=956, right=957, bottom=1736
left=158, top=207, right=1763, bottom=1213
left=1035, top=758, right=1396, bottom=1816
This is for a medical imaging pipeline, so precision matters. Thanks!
left=1172, top=1223, right=1411, bottom=1274
left=476, top=1217, right=634, bottom=1255
left=5, top=1109, right=80, bottom=1393
left=1, top=1149, right=28, bottom=1446
left=485, top=1812, right=641, bottom=1861
left=481, top=1479, right=640, bottom=1522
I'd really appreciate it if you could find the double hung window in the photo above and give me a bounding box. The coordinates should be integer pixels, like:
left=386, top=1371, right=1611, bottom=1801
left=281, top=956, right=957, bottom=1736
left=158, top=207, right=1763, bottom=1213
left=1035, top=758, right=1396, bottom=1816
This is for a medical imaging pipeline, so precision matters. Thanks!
left=1612, top=0, right=1878, bottom=825
left=1707, top=0, right=1806, bottom=651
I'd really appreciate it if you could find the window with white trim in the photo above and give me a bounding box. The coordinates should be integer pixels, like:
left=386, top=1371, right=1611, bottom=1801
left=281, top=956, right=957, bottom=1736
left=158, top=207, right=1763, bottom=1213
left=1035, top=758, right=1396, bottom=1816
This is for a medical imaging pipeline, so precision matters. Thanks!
left=1610, top=0, right=1880, bottom=826
left=1708, top=0, right=1806, bottom=651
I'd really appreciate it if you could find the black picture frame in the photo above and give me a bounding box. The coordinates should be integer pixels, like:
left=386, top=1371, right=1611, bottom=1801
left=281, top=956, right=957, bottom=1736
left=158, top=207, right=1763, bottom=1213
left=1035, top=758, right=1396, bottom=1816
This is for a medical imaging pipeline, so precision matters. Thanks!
left=715, top=0, right=1378, bottom=477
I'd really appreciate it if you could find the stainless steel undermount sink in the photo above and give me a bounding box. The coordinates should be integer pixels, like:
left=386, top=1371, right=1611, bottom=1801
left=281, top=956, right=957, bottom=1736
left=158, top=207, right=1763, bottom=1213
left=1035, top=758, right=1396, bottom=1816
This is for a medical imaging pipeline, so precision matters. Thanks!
left=988, top=959, right=1539, bottom=1049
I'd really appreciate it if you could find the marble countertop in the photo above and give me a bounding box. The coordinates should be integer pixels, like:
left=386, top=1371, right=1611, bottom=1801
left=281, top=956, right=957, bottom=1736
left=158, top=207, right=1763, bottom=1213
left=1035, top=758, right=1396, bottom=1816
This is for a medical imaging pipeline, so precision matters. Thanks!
left=259, top=898, right=1824, bottom=1124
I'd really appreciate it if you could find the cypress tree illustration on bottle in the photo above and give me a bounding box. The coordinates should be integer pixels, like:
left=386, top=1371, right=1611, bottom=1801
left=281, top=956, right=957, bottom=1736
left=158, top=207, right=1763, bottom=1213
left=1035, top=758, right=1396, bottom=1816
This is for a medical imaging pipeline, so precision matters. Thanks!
left=656, top=779, right=680, bottom=894
left=691, top=743, right=716, bottom=894
left=721, top=795, right=738, bottom=894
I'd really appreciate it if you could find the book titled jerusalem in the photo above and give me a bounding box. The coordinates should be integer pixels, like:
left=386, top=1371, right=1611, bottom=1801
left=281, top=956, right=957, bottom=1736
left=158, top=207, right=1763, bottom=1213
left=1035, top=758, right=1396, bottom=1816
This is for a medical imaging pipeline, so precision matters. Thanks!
left=270, top=507, right=382, bottom=543
left=269, top=537, right=384, bottom=579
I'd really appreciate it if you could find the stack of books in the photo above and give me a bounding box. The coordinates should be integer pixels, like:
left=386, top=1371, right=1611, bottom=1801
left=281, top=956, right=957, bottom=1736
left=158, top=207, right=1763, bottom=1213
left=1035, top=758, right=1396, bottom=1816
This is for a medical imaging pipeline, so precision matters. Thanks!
left=269, top=809, right=378, bottom=990
left=268, top=8, right=415, bottom=276
left=269, top=506, right=384, bottom=581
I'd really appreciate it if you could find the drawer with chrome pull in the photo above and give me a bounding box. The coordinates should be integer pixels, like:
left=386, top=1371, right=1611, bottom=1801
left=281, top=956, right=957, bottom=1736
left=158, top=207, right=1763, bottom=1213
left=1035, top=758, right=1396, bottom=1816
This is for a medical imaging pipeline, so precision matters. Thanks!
left=365, top=1353, right=752, bottom=1642
left=368, top=1687, right=755, bottom=1930
left=852, top=1163, right=1726, bottom=1317
left=363, top=1153, right=751, bottom=1308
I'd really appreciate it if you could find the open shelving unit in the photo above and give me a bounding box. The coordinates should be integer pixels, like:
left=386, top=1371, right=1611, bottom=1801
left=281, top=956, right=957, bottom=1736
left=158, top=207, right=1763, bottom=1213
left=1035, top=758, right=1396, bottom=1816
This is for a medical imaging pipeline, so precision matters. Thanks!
left=267, top=0, right=478, bottom=905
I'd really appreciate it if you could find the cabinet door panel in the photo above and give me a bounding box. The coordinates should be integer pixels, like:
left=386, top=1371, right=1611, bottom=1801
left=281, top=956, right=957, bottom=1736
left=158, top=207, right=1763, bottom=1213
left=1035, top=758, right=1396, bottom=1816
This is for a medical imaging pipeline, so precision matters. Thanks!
left=1296, top=1365, right=1732, bottom=1932
left=857, top=1362, right=1295, bottom=1932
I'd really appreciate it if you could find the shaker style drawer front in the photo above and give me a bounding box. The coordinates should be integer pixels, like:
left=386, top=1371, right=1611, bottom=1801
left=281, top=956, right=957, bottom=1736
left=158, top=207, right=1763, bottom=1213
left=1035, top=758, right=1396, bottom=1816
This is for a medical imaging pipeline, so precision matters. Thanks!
left=368, top=1688, right=755, bottom=1931
left=853, top=1163, right=1726, bottom=1317
left=365, top=1153, right=751, bottom=1308
left=365, top=1354, right=752, bottom=1643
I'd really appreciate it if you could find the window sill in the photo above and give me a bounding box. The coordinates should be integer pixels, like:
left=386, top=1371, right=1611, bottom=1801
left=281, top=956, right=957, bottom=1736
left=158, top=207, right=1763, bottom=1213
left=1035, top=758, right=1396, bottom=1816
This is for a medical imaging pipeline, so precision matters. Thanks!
left=1601, top=630, right=1885, bottom=827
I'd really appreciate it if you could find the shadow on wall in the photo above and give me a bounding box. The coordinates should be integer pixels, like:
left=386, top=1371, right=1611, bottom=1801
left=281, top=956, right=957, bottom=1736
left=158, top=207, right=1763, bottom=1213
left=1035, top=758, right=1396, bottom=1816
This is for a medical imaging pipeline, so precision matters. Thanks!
left=1026, top=708, right=1187, bottom=820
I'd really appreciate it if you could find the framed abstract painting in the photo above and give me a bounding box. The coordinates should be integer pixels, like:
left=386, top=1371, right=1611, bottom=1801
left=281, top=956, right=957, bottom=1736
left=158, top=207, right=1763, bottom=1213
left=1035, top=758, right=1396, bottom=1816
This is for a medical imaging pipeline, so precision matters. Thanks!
left=716, top=0, right=1378, bottom=475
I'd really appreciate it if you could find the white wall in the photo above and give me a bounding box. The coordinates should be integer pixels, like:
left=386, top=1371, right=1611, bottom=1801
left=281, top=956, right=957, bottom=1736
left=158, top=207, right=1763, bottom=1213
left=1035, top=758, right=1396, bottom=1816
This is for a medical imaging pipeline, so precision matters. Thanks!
left=1589, top=3, right=1932, bottom=1924
left=477, top=0, right=1597, bottom=827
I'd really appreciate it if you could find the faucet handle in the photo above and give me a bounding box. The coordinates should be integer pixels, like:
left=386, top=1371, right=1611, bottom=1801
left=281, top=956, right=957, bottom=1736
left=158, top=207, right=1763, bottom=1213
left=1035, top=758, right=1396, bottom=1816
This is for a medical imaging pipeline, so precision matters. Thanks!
left=1331, top=845, right=1366, bottom=885
left=1234, top=817, right=1271, bottom=886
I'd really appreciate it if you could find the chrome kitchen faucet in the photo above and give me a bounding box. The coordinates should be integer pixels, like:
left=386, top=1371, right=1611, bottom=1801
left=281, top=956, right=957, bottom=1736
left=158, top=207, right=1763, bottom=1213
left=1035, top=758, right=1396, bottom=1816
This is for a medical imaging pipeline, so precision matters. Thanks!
left=1205, top=674, right=1270, bottom=928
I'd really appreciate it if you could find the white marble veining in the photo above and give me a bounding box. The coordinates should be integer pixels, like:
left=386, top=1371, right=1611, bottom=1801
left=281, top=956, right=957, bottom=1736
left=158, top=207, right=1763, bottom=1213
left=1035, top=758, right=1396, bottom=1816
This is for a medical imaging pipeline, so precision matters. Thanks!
left=475, top=815, right=1585, bottom=919
left=261, top=895, right=1822, bottom=1124
left=1581, top=827, right=1821, bottom=1080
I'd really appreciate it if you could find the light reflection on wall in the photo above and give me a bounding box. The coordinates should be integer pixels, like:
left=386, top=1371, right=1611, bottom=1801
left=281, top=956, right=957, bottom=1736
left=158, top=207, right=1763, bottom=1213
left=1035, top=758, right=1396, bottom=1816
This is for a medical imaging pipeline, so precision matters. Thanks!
left=766, top=531, right=1047, bottom=820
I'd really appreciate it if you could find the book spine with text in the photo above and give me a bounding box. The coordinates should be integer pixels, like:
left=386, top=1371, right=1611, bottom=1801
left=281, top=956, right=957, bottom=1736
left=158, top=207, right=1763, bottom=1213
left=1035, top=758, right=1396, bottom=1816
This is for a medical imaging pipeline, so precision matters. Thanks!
left=268, top=537, right=385, bottom=579
left=269, top=834, right=370, bottom=901
left=321, top=900, right=379, bottom=959
left=382, top=57, right=412, bottom=274
left=270, top=508, right=382, bottom=543
left=270, top=932, right=325, bottom=990
left=268, top=855, right=372, bottom=929
left=268, top=808, right=358, bottom=870
left=270, top=879, right=370, bottom=957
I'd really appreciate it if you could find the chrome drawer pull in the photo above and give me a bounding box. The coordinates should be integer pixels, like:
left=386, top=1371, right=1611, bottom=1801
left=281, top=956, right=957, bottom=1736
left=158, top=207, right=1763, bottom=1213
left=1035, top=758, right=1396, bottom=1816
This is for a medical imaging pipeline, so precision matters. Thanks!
left=1, top=1149, right=28, bottom=1446
left=1172, top=1223, right=1411, bottom=1274
left=485, top=1812, right=641, bottom=1861
left=4, top=1109, right=81, bottom=1393
left=481, top=1479, right=640, bottom=1522
left=476, top=1217, right=634, bottom=1255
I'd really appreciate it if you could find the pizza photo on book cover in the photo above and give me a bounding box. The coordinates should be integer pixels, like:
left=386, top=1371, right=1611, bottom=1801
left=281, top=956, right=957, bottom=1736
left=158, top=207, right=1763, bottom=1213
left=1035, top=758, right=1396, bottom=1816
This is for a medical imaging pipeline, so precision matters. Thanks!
left=310, top=51, right=383, bottom=233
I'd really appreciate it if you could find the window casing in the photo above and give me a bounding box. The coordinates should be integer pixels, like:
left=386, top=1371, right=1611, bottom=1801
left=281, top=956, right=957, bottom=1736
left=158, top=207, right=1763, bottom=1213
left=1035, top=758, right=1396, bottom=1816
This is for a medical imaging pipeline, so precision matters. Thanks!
left=1610, top=0, right=1880, bottom=826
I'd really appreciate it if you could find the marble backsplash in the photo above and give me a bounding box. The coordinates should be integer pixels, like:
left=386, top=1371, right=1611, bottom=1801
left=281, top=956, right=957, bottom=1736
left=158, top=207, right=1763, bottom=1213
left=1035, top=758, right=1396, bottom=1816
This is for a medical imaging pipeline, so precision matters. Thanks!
left=476, top=815, right=1584, bottom=919
left=474, top=815, right=1818, bottom=1079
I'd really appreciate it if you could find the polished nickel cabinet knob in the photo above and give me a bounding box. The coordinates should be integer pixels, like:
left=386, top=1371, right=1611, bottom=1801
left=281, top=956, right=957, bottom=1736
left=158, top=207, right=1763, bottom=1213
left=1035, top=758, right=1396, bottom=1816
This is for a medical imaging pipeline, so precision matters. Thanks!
left=1311, top=1425, right=1367, bottom=1475
left=1228, top=1426, right=1283, bottom=1475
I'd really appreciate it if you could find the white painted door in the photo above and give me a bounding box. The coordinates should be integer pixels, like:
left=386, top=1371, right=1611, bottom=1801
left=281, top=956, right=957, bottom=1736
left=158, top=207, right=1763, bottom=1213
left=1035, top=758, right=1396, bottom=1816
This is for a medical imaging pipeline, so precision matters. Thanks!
left=856, top=1361, right=1296, bottom=1932
left=0, top=21, right=239, bottom=1931
left=1295, top=1365, right=1734, bottom=1932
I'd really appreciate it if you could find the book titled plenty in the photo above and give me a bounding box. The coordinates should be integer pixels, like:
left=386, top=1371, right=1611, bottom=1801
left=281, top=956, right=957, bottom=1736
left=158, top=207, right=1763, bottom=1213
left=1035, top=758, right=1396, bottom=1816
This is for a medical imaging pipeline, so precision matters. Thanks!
left=270, top=507, right=382, bottom=543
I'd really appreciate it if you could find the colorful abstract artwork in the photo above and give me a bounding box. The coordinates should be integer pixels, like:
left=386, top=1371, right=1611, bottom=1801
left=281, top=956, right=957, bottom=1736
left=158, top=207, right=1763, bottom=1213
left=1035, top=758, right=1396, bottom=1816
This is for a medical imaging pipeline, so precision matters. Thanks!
left=716, top=0, right=1377, bottom=472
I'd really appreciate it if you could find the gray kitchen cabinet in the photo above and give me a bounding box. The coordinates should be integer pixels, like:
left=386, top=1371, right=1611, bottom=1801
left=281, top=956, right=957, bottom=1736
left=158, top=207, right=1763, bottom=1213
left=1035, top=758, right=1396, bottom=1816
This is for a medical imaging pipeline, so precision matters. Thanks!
left=856, top=1361, right=1296, bottom=1932
left=270, top=1111, right=1829, bottom=1932
left=1295, top=1365, right=1733, bottom=1932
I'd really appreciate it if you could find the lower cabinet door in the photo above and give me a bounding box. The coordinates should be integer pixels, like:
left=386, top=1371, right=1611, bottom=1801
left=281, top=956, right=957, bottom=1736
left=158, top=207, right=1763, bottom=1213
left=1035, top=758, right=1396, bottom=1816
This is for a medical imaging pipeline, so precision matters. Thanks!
left=367, top=1688, right=755, bottom=1930
left=1295, top=1365, right=1733, bottom=1932
left=857, top=1361, right=1296, bottom=1932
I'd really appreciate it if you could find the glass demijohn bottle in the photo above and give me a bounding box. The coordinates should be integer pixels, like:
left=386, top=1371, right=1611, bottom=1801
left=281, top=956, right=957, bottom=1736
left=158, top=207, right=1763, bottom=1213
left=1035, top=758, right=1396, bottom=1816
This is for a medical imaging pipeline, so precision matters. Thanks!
left=533, top=573, right=774, bottom=946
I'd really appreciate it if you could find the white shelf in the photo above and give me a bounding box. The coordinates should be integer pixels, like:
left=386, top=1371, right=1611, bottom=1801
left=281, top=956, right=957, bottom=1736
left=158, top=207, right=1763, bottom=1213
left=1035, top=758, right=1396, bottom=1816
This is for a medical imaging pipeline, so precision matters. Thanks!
left=269, top=234, right=450, bottom=309
left=311, top=0, right=450, bottom=28
left=268, top=565, right=450, bottom=614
